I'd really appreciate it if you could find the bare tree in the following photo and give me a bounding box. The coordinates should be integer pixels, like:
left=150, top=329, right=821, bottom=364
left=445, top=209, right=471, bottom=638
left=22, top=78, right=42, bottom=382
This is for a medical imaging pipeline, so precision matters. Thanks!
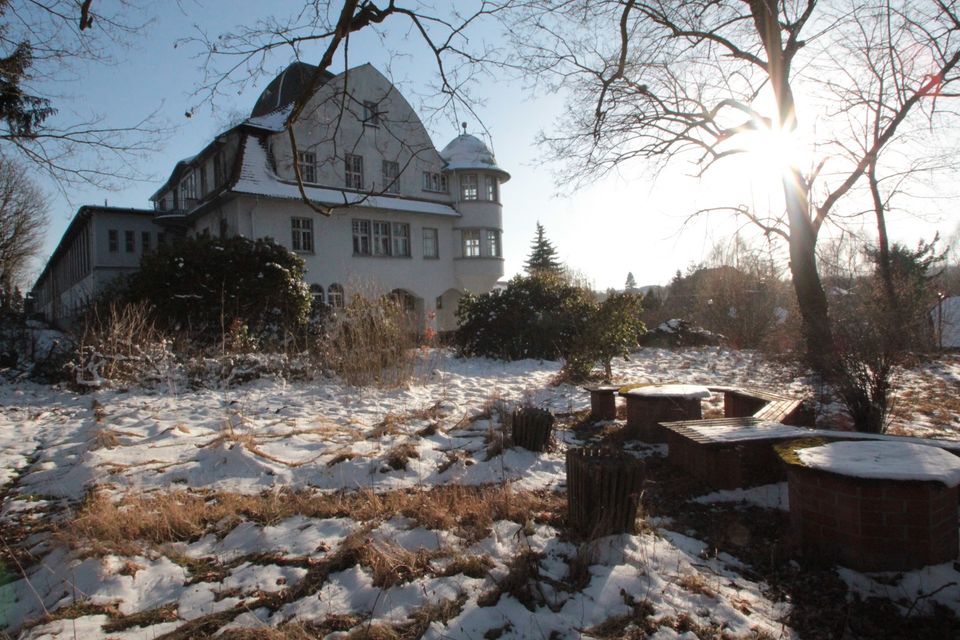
left=0, top=158, right=46, bottom=305
left=499, top=0, right=960, bottom=379
left=185, top=1, right=505, bottom=216
left=0, top=0, right=165, bottom=189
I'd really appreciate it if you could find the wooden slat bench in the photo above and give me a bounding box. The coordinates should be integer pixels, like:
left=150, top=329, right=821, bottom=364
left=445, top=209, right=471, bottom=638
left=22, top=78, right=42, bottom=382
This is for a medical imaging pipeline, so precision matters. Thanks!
left=707, top=385, right=814, bottom=425
left=661, top=417, right=960, bottom=491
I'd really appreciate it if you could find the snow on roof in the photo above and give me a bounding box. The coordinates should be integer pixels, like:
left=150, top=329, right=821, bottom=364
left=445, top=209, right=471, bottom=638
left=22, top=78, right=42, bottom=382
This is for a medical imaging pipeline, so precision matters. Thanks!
left=244, top=104, right=293, bottom=132
left=439, top=133, right=510, bottom=181
left=931, top=295, right=960, bottom=348
left=622, top=384, right=712, bottom=399
left=796, top=441, right=960, bottom=486
left=232, top=135, right=459, bottom=217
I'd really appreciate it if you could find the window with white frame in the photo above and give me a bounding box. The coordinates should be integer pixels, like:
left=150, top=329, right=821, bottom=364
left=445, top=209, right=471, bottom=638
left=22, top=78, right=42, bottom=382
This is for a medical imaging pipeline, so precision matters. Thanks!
left=484, top=175, right=499, bottom=202
left=373, top=221, right=391, bottom=256
left=141, top=231, right=151, bottom=253
left=125, top=230, right=135, bottom=253
left=363, top=100, right=381, bottom=126
left=199, top=166, right=208, bottom=196
left=392, top=222, right=410, bottom=257
left=422, top=171, right=447, bottom=193
left=328, top=283, right=344, bottom=308
left=352, top=219, right=371, bottom=255
left=345, top=154, right=364, bottom=190
left=486, top=229, right=502, bottom=257
left=460, top=174, right=478, bottom=200
left=462, top=229, right=481, bottom=257
left=422, top=227, right=438, bottom=259
left=309, top=283, right=325, bottom=306
left=298, top=151, right=317, bottom=183
left=382, top=160, right=400, bottom=194
left=352, top=219, right=410, bottom=257
left=291, top=217, right=314, bottom=252
left=108, top=229, right=118, bottom=253
left=179, top=171, right=196, bottom=204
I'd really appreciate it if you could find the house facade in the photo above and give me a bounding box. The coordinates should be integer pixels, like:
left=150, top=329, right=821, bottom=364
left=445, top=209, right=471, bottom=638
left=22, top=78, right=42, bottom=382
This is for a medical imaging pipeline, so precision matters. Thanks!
left=33, top=63, right=508, bottom=331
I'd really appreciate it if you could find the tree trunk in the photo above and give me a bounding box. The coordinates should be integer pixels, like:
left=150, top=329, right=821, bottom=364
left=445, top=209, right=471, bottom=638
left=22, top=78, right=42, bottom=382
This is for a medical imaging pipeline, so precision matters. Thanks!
left=783, top=170, right=836, bottom=374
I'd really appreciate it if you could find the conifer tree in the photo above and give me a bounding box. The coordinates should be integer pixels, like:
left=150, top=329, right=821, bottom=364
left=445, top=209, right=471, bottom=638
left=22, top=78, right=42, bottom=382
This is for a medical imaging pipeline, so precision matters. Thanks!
left=625, top=272, right=637, bottom=290
left=524, top=222, right=562, bottom=276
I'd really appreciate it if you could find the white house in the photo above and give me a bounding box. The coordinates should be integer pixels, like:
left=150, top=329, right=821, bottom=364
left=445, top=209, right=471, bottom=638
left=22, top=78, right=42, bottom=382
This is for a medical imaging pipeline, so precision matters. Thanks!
left=33, top=63, right=508, bottom=331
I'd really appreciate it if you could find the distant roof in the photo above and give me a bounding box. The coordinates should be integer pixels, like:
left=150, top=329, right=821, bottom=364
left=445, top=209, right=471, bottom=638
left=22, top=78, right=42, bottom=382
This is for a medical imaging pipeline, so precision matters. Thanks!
left=250, top=62, right=333, bottom=118
left=440, top=133, right=510, bottom=182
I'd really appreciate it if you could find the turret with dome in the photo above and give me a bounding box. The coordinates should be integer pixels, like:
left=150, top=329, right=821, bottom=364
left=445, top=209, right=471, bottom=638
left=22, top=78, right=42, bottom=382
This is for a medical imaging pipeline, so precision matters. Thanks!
left=440, top=124, right=507, bottom=293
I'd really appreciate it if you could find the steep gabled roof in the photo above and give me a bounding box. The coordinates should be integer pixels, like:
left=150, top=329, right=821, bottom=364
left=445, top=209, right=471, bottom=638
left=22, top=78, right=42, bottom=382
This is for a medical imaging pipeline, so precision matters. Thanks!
left=250, top=62, right=333, bottom=118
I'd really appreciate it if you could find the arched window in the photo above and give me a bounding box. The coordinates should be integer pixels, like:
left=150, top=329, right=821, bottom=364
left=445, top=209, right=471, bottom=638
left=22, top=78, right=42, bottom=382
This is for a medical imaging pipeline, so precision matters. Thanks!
left=328, top=283, right=344, bottom=308
left=389, top=289, right=417, bottom=312
left=309, top=284, right=325, bottom=307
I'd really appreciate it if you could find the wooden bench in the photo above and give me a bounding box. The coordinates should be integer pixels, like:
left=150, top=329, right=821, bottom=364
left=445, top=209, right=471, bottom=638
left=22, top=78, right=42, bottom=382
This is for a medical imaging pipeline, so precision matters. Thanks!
left=708, top=385, right=813, bottom=425
left=661, top=417, right=960, bottom=490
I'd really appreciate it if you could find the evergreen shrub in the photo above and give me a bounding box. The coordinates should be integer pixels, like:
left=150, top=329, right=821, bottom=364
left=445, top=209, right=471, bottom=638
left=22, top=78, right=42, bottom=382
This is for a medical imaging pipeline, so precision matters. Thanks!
left=455, top=274, right=595, bottom=361
left=124, top=235, right=311, bottom=342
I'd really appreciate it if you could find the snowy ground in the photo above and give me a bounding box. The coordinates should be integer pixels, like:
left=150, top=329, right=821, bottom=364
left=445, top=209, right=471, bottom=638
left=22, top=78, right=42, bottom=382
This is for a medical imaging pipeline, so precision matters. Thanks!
left=1, top=347, right=958, bottom=639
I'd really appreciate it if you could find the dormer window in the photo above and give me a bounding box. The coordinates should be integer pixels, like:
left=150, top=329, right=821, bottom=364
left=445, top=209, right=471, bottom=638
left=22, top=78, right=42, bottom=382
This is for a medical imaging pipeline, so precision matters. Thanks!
left=179, top=171, right=197, bottom=205
left=298, top=150, right=317, bottom=183
left=363, top=100, right=381, bottom=126
left=345, top=154, right=364, bottom=190
left=460, top=174, right=478, bottom=200
left=213, top=150, right=226, bottom=186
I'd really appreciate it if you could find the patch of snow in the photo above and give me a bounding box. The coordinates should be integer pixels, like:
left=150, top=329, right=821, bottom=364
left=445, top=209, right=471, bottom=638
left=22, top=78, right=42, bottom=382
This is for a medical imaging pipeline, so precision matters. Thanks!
left=796, top=441, right=960, bottom=486
left=622, top=384, right=712, bottom=399
left=694, top=482, right=789, bottom=511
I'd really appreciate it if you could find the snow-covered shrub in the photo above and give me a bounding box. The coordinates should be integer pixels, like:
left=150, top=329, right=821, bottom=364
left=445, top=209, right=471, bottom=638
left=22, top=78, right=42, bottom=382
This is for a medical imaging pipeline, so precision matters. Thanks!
left=0, top=312, right=72, bottom=381
left=313, top=294, right=415, bottom=387
left=123, top=235, right=311, bottom=344
left=70, top=301, right=174, bottom=389
left=455, top=274, right=595, bottom=361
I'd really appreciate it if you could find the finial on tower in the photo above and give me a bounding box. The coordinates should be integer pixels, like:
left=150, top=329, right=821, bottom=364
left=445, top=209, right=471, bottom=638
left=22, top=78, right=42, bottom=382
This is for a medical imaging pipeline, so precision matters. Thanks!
left=461, top=122, right=468, bottom=135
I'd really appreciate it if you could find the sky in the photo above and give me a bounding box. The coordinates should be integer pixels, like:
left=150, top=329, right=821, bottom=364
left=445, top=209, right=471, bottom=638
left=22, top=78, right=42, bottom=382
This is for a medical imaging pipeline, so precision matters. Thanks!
left=26, top=1, right=960, bottom=291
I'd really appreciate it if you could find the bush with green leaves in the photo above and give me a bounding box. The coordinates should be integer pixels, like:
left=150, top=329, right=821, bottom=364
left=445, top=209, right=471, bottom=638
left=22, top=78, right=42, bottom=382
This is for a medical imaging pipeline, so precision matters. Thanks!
left=124, top=235, right=311, bottom=342
left=455, top=274, right=596, bottom=361
left=565, top=292, right=646, bottom=380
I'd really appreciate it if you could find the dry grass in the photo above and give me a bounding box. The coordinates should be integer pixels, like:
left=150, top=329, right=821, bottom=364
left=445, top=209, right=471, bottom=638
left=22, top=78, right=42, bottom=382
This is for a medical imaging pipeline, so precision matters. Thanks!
left=439, top=553, right=493, bottom=578
left=477, top=550, right=544, bottom=611
left=315, top=293, right=416, bottom=388
left=71, top=300, right=171, bottom=389
left=676, top=572, right=716, bottom=599
left=383, top=443, right=419, bottom=471
left=65, top=485, right=565, bottom=553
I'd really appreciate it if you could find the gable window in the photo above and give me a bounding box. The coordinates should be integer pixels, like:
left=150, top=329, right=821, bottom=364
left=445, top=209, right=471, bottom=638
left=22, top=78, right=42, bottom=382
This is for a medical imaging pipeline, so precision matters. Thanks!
left=422, top=227, right=438, bottom=259
left=328, top=283, right=344, bottom=308
left=352, top=219, right=371, bottom=255
left=484, top=175, right=499, bottom=202
left=213, top=150, right=226, bottom=186
left=462, top=229, right=480, bottom=257
left=392, top=223, right=410, bottom=257
left=179, top=172, right=197, bottom=209
left=141, top=231, right=151, bottom=253
left=108, top=229, right=118, bottom=253
left=422, top=171, right=447, bottom=193
left=199, top=165, right=208, bottom=196
left=345, top=154, right=364, bottom=190
left=460, top=174, right=478, bottom=200
left=125, top=230, right=135, bottom=253
left=363, top=100, right=381, bottom=127
left=487, top=229, right=502, bottom=258
left=382, top=160, right=400, bottom=194
left=298, top=150, right=317, bottom=183
left=373, top=220, right=391, bottom=256
left=291, top=217, right=314, bottom=252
